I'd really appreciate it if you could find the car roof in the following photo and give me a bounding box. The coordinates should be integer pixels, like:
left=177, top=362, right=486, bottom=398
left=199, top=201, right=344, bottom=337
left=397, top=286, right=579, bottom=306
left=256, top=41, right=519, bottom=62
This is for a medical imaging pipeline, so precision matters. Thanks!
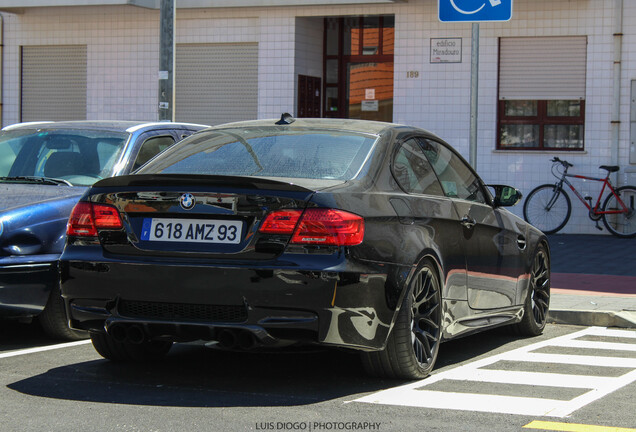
left=209, top=117, right=405, bottom=136
left=2, top=120, right=209, bottom=133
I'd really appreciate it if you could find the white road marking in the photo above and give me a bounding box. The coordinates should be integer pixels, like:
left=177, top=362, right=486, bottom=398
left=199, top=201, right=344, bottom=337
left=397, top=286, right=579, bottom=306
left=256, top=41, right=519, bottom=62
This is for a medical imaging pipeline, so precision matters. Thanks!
left=505, top=352, right=636, bottom=368
left=354, top=327, right=636, bottom=417
left=448, top=368, right=612, bottom=389
left=0, top=340, right=91, bottom=359
left=555, top=339, right=636, bottom=352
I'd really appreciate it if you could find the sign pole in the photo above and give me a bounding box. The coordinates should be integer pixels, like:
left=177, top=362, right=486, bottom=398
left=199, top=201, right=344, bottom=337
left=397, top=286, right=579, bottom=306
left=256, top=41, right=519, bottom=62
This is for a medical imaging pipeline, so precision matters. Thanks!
left=469, top=22, right=479, bottom=169
left=438, top=1, right=514, bottom=169
left=158, top=0, right=175, bottom=121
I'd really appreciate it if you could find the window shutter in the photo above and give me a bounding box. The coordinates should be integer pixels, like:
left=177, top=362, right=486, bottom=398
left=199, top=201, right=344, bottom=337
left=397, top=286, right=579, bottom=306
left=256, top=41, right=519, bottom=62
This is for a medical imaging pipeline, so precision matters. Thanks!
left=499, top=37, right=587, bottom=100
left=21, top=45, right=87, bottom=121
left=175, top=43, right=258, bottom=126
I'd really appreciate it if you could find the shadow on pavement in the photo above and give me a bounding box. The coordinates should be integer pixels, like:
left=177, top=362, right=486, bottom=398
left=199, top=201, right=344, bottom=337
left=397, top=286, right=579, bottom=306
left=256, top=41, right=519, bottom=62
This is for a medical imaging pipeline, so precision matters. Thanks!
left=6, top=328, right=522, bottom=407
left=0, top=320, right=56, bottom=352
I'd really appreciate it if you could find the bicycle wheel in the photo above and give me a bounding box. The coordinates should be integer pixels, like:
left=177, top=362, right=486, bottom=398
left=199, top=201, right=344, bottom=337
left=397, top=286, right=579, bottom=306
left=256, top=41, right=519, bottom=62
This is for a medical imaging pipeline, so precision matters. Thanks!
left=523, top=184, right=571, bottom=234
left=601, top=185, right=636, bottom=238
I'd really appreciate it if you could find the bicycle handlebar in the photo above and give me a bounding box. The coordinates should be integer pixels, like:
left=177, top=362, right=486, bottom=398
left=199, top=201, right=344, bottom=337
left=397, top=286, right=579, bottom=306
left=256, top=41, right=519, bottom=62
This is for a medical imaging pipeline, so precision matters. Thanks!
left=551, top=157, right=573, bottom=168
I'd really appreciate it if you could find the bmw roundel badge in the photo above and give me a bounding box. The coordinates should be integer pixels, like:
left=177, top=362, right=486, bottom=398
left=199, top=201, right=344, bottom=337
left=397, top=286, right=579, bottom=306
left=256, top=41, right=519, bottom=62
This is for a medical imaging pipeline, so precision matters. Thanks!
left=180, top=193, right=196, bottom=210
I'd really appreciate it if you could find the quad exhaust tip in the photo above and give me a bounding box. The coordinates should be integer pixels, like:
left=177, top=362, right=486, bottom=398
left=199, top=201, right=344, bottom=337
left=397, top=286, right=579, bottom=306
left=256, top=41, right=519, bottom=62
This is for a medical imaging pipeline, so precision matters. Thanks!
left=107, top=323, right=145, bottom=344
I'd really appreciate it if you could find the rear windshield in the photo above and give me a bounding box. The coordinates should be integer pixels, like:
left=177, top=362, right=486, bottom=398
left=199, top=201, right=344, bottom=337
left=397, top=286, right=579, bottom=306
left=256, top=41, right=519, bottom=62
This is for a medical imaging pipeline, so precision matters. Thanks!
left=137, top=127, right=377, bottom=181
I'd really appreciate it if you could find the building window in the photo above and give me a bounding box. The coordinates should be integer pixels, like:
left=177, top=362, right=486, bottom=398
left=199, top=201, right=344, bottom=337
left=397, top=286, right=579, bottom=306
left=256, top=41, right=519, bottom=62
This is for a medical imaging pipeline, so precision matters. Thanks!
left=323, top=15, right=394, bottom=121
left=497, top=37, right=587, bottom=151
left=499, top=100, right=585, bottom=149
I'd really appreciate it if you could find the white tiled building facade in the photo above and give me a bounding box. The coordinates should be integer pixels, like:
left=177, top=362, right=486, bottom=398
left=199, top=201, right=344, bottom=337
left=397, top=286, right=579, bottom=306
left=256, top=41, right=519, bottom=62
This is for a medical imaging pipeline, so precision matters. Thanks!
left=1, top=0, right=635, bottom=234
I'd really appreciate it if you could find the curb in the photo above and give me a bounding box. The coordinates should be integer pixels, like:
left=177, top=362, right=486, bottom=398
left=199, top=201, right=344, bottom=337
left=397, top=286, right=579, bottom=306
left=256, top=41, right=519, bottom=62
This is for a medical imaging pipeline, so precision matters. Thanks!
left=548, top=309, right=636, bottom=329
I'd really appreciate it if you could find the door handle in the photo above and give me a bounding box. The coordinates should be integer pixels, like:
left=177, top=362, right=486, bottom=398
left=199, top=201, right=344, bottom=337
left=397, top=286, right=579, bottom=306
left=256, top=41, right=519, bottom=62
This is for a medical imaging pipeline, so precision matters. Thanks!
left=460, top=216, right=476, bottom=229
left=517, top=235, right=527, bottom=250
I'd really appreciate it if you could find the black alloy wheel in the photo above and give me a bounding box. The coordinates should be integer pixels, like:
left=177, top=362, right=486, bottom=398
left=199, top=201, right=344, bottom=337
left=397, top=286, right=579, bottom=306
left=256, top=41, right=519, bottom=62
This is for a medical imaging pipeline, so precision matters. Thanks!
left=361, top=261, right=442, bottom=380
left=410, top=267, right=442, bottom=369
left=511, top=245, right=550, bottom=336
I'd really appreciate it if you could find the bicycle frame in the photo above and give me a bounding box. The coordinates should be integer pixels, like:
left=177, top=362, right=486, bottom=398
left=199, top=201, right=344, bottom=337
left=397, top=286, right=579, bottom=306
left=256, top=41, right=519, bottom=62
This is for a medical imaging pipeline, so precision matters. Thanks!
left=552, top=168, right=629, bottom=216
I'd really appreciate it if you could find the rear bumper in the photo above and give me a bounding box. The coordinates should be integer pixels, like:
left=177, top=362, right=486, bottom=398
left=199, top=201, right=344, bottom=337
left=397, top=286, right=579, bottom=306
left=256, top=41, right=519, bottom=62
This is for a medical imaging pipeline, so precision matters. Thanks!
left=60, top=259, right=404, bottom=351
left=0, top=259, right=58, bottom=318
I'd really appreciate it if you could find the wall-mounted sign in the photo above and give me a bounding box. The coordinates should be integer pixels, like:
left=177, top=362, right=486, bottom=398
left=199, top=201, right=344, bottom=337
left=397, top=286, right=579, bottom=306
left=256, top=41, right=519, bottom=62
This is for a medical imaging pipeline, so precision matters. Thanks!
left=430, top=38, right=462, bottom=63
left=365, top=89, right=375, bottom=100
left=361, top=100, right=379, bottom=112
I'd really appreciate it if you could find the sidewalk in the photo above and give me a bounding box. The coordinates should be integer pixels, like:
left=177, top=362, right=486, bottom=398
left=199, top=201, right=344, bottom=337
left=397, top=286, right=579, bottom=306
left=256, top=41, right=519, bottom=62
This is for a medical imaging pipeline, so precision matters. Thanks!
left=546, top=234, right=636, bottom=328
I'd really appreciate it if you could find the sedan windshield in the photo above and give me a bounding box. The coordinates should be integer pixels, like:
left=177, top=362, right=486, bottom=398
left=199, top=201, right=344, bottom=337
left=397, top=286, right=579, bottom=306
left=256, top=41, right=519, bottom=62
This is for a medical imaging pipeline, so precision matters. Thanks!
left=138, top=127, right=378, bottom=180
left=0, top=129, right=128, bottom=186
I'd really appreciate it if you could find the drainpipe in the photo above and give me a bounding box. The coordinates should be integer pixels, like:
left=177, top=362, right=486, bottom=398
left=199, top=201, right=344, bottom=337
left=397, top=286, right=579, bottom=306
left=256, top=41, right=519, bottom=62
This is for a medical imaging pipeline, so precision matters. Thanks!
left=611, top=0, right=623, bottom=184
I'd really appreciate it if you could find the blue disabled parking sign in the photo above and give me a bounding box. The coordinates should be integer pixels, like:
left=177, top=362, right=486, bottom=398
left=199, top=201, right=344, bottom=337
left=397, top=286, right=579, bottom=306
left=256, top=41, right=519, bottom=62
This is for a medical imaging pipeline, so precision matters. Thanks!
left=439, top=0, right=513, bottom=22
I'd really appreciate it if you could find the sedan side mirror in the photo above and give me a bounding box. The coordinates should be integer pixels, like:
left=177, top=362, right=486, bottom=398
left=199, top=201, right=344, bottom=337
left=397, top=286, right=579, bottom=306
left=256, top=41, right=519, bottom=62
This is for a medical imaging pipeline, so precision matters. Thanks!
left=488, top=184, right=523, bottom=207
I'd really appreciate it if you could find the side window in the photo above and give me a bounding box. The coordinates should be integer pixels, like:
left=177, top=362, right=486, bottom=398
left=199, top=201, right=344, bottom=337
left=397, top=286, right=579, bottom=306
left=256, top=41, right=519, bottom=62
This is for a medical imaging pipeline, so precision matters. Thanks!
left=96, top=138, right=127, bottom=177
left=392, top=138, right=444, bottom=196
left=420, top=139, right=487, bottom=204
left=132, top=135, right=175, bottom=171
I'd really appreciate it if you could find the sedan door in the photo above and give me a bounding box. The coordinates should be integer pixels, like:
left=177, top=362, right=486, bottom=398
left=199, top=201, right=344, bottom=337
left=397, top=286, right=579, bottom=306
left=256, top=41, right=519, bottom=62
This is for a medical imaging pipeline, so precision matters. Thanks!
left=420, top=138, right=526, bottom=310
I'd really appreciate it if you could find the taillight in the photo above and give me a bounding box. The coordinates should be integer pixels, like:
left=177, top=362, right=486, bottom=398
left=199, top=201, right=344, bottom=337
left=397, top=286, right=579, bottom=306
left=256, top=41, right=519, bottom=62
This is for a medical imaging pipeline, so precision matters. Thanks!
left=259, top=208, right=364, bottom=246
left=259, top=210, right=302, bottom=234
left=67, top=202, right=123, bottom=237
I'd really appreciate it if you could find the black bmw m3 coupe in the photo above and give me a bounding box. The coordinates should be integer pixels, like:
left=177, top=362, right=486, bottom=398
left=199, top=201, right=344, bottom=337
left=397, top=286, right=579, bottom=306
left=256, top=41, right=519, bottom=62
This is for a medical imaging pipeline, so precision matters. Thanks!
left=60, top=116, right=550, bottom=379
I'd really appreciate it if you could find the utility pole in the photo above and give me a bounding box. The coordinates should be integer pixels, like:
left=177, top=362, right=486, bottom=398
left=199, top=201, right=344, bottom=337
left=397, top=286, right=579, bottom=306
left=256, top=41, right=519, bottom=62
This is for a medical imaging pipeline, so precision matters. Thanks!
left=158, top=0, right=175, bottom=121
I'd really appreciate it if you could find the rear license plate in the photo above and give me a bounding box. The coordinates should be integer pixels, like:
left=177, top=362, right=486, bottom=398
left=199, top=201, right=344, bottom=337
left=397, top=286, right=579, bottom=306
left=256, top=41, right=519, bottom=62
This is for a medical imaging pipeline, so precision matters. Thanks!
left=141, top=218, right=242, bottom=244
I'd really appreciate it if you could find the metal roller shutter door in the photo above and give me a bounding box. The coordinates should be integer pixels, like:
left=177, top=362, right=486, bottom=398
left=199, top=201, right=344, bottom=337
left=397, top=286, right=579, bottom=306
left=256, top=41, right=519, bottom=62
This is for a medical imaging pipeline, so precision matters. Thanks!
left=176, top=43, right=258, bottom=125
left=21, top=45, right=87, bottom=121
left=499, top=36, right=587, bottom=100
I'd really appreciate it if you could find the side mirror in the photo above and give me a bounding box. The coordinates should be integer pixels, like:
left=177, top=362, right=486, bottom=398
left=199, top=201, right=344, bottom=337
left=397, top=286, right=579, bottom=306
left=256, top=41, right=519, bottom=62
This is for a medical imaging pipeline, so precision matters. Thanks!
left=488, top=184, right=522, bottom=207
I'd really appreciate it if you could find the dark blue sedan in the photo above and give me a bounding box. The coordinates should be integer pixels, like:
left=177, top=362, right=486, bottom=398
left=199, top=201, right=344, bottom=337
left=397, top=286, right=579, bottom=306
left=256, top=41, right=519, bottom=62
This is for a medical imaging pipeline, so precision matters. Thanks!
left=0, top=120, right=207, bottom=339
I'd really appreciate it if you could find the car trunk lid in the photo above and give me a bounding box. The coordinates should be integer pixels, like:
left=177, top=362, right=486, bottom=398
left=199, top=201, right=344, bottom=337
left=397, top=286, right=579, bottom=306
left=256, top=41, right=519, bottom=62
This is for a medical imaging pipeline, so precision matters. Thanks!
left=87, top=174, right=344, bottom=261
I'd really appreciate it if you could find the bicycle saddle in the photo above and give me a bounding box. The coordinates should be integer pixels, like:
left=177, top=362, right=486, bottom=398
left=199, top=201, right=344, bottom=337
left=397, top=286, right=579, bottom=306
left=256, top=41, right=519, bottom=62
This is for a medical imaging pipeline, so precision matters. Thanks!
left=599, top=165, right=619, bottom=172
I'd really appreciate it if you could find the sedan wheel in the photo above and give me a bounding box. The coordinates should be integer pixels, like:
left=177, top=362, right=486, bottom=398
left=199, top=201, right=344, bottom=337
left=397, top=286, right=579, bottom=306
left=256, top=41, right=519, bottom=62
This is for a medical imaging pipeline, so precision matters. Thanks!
left=511, top=244, right=550, bottom=336
left=39, top=285, right=88, bottom=341
left=361, top=261, right=442, bottom=379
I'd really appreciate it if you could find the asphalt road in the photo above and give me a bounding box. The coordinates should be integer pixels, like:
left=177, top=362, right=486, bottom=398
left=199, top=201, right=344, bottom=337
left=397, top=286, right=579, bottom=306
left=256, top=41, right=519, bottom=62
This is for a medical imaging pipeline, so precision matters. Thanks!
left=1, top=322, right=635, bottom=432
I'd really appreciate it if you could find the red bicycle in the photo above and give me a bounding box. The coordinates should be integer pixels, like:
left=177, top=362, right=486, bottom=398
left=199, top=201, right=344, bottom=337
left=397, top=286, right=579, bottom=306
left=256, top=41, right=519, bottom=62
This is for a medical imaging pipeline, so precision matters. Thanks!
left=523, top=157, right=636, bottom=237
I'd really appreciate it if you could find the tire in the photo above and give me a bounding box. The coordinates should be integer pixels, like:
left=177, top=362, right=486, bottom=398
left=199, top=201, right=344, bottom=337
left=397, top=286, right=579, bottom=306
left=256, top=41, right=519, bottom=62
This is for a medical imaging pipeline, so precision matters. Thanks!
left=361, top=261, right=442, bottom=380
left=510, top=244, right=550, bottom=336
left=523, top=184, right=571, bottom=234
left=39, top=285, right=88, bottom=341
left=91, top=332, right=173, bottom=362
left=601, top=185, right=636, bottom=238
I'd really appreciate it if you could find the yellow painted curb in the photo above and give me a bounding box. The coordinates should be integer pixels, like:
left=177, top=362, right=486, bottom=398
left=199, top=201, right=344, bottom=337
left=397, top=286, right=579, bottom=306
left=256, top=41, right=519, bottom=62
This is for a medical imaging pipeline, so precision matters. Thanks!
left=524, top=420, right=636, bottom=432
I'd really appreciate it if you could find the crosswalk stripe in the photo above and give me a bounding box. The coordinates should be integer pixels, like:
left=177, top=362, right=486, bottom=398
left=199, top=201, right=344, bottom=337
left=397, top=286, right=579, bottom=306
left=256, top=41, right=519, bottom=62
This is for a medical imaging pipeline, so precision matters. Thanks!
left=360, top=389, right=568, bottom=416
left=554, top=339, right=636, bottom=352
left=354, top=327, right=636, bottom=417
left=505, top=352, right=636, bottom=368
left=543, top=368, right=636, bottom=418
left=584, top=328, right=636, bottom=339
left=445, top=369, right=613, bottom=389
